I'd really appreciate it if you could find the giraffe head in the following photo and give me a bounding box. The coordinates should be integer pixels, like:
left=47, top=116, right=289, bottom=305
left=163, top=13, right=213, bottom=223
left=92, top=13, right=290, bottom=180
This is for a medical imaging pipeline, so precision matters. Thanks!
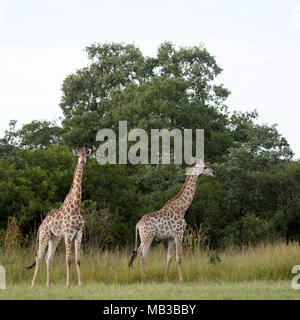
left=203, top=163, right=216, bottom=177
left=193, top=158, right=216, bottom=177
left=73, top=145, right=92, bottom=166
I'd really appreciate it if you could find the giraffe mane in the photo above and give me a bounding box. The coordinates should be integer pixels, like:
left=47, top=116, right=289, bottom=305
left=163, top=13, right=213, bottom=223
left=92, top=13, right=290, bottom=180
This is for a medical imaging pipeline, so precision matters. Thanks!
left=162, top=174, right=191, bottom=208
left=47, top=208, right=58, bottom=216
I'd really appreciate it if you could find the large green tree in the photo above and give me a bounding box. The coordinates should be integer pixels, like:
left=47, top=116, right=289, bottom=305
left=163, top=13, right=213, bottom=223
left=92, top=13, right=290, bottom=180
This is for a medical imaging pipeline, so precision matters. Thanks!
left=59, top=41, right=231, bottom=163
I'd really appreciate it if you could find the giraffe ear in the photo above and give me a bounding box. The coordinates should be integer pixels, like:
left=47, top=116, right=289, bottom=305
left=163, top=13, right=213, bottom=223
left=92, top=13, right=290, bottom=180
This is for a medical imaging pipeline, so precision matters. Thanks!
left=73, top=149, right=78, bottom=157
left=86, top=149, right=92, bottom=157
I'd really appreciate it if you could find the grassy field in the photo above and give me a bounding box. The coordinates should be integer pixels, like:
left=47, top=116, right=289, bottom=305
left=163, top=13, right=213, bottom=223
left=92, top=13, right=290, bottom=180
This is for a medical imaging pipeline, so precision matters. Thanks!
left=1, top=281, right=299, bottom=300
left=1, top=242, right=300, bottom=299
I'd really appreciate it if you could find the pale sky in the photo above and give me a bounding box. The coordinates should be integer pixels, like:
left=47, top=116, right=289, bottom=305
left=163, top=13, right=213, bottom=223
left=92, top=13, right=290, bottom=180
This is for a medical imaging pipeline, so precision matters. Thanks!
left=0, top=0, right=299, bottom=157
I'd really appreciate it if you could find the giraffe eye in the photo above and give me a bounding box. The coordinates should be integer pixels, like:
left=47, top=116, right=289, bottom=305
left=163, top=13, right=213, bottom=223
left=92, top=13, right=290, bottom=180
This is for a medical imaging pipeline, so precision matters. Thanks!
left=204, top=166, right=207, bottom=169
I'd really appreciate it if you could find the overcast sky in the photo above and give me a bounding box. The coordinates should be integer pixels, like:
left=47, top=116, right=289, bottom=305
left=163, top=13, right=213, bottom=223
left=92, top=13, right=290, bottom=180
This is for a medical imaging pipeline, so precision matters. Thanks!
left=0, top=0, right=299, bottom=157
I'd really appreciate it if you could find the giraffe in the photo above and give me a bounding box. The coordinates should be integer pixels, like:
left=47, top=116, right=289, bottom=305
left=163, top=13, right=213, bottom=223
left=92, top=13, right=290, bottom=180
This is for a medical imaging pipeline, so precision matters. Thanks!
left=26, top=145, right=91, bottom=288
left=129, top=159, right=215, bottom=282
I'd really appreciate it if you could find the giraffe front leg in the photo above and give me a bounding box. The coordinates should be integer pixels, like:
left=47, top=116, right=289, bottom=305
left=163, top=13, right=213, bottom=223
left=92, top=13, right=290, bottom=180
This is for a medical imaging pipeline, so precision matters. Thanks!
left=65, top=235, right=72, bottom=287
left=175, top=238, right=184, bottom=282
left=165, top=239, right=175, bottom=281
left=75, top=230, right=83, bottom=287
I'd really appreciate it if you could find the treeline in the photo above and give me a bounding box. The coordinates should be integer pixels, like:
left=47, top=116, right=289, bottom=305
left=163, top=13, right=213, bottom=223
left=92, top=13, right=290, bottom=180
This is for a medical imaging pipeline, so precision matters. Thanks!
left=0, top=42, right=300, bottom=249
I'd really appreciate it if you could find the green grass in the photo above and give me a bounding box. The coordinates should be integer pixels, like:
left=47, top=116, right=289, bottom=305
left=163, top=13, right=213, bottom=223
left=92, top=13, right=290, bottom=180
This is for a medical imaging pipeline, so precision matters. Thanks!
left=1, top=281, right=299, bottom=300
left=1, top=242, right=300, bottom=299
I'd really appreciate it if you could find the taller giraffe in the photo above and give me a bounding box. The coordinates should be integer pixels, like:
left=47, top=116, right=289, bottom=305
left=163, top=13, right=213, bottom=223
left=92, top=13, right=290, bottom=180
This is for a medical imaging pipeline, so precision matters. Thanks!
left=129, top=159, right=215, bottom=282
left=27, top=145, right=91, bottom=288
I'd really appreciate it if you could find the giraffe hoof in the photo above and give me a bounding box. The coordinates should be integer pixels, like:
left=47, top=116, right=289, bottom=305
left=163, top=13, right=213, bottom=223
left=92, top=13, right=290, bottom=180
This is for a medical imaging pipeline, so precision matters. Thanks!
left=78, top=282, right=83, bottom=287
left=66, top=283, right=70, bottom=288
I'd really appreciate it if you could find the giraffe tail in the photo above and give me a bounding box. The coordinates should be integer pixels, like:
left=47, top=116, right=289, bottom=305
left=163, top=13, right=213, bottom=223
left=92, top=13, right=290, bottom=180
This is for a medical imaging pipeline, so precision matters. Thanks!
left=25, top=228, right=40, bottom=269
left=25, top=261, right=36, bottom=270
left=128, top=224, right=139, bottom=268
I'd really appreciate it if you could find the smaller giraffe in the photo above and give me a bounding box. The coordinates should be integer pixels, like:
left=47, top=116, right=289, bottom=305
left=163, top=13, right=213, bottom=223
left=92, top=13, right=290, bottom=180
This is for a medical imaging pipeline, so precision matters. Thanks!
left=129, top=159, right=215, bottom=282
left=26, top=145, right=91, bottom=288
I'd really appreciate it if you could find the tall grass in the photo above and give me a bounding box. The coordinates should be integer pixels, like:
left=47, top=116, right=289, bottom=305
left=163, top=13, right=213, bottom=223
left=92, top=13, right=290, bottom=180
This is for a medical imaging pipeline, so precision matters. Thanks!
left=0, top=241, right=299, bottom=285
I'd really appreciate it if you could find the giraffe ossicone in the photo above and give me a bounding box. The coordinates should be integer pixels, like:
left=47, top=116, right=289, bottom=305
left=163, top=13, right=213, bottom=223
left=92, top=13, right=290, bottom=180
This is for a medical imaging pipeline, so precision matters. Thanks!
left=26, top=145, right=91, bottom=288
left=129, top=159, right=215, bottom=282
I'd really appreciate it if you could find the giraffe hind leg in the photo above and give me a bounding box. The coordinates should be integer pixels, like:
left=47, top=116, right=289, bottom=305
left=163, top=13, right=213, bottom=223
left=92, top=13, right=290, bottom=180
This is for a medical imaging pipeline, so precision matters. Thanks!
left=45, top=236, right=61, bottom=286
left=137, top=245, right=142, bottom=257
left=31, top=231, right=50, bottom=288
left=165, top=239, right=175, bottom=281
left=140, top=242, right=153, bottom=282
left=175, top=239, right=184, bottom=282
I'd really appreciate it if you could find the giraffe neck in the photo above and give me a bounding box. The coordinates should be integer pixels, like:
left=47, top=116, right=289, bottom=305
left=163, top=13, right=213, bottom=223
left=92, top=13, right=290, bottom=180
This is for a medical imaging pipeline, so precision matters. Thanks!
left=163, top=173, right=199, bottom=216
left=65, top=163, right=83, bottom=207
left=176, top=174, right=199, bottom=214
